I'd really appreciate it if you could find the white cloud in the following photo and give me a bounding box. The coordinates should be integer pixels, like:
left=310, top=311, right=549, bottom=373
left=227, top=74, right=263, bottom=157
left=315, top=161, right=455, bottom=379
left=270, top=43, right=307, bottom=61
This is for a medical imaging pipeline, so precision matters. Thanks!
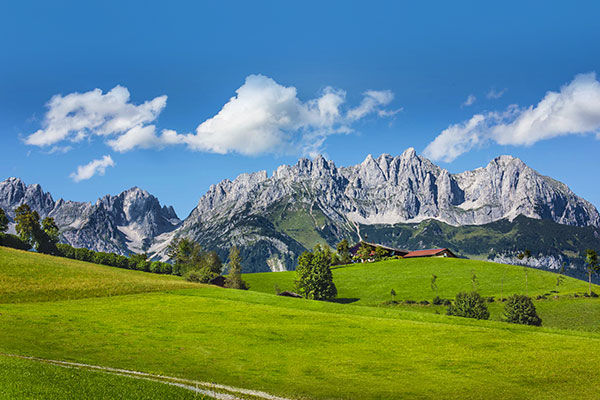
left=25, top=85, right=166, bottom=147
left=424, top=73, right=600, bottom=162
left=159, top=75, right=398, bottom=155
left=462, top=94, right=476, bottom=107
left=69, top=155, right=115, bottom=182
left=486, top=88, right=507, bottom=99
left=26, top=75, right=398, bottom=159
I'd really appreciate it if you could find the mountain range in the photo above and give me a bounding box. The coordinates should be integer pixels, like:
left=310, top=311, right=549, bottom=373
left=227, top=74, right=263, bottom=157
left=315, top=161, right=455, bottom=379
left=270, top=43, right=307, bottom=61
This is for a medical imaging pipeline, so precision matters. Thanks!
left=2, top=148, right=599, bottom=277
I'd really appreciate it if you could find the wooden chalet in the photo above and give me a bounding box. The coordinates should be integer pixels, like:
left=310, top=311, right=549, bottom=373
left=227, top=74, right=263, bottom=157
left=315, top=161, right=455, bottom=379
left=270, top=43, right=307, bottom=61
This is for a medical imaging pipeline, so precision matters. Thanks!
left=403, top=248, right=457, bottom=258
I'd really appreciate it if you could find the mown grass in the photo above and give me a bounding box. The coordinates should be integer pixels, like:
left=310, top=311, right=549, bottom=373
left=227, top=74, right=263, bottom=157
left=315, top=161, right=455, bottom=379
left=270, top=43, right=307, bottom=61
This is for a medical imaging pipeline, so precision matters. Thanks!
left=243, top=257, right=594, bottom=305
left=0, top=354, right=208, bottom=399
left=0, top=246, right=202, bottom=303
left=1, top=288, right=600, bottom=399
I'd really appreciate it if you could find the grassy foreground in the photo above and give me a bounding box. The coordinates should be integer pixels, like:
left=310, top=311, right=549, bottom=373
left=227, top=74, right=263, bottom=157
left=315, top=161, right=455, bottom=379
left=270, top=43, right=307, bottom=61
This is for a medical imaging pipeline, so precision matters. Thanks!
left=0, top=355, right=207, bottom=400
left=243, top=257, right=593, bottom=305
left=2, top=246, right=600, bottom=399
left=0, top=247, right=201, bottom=303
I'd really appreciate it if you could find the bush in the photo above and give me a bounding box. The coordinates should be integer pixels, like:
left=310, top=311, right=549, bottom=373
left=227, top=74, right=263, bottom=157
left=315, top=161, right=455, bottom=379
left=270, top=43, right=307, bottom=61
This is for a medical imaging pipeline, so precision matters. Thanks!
left=486, top=296, right=495, bottom=303
left=404, top=300, right=416, bottom=305
left=446, top=292, right=490, bottom=320
left=419, top=300, right=429, bottom=305
left=184, top=267, right=218, bottom=283
left=0, top=233, right=31, bottom=250
left=503, top=294, right=542, bottom=326
left=432, top=296, right=443, bottom=305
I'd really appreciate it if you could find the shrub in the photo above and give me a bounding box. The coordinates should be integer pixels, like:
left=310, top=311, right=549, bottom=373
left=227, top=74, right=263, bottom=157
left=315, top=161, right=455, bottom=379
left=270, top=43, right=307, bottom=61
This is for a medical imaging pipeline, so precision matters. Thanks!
left=404, top=300, right=416, bottom=305
left=184, top=267, right=218, bottom=283
left=442, top=298, right=451, bottom=306
left=486, top=296, right=495, bottom=303
left=503, top=294, right=542, bottom=326
left=0, top=233, right=31, bottom=251
left=446, top=292, right=490, bottom=320
left=591, top=291, right=599, bottom=298
left=419, top=300, right=429, bottom=305
left=432, top=296, right=443, bottom=305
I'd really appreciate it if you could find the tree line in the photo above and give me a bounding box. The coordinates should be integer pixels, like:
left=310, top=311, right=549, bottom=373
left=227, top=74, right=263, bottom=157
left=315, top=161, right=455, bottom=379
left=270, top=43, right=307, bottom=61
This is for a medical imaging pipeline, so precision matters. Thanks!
left=0, top=205, right=248, bottom=289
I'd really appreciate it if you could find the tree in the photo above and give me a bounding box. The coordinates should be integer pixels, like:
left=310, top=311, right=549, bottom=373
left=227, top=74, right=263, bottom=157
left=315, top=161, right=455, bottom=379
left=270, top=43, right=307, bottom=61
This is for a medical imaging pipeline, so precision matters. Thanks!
left=446, top=292, right=489, bottom=320
left=470, top=270, right=478, bottom=291
left=584, top=249, right=599, bottom=295
left=294, top=245, right=337, bottom=300
left=374, top=246, right=387, bottom=261
left=41, top=217, right=59, bottom=244
left=356, top=242, right=372, bottom=263
left=430, top=274, right=438, bottom=296
left=503, top=294, right=542, bottom=326
left=390, top=288, right=397, bottom=302
left=555, top=263, right=566, bottom=296
left=336, top=239, right=351, bottom=264
left=225, top=246, right=248, bottom=290
left=203, top=251, right=223, bottom=274
left=0, top=208, right=8, bottom=233
left=14, top=204, right=40, bottom=248
left=167, top=238, right=203, bottom=273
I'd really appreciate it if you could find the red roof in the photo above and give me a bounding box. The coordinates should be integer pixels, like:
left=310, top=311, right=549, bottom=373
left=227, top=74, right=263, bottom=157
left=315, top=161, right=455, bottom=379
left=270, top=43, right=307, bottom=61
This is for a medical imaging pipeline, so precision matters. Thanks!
left=403, top=248, right=453, bottom=258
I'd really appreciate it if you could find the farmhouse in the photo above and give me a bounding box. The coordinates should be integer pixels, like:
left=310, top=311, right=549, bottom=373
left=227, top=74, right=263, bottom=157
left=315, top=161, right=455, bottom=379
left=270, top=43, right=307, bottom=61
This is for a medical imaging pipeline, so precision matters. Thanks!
left=349, top=241, right=457, bottom=260
left=403, top=248, right=457, bottom=258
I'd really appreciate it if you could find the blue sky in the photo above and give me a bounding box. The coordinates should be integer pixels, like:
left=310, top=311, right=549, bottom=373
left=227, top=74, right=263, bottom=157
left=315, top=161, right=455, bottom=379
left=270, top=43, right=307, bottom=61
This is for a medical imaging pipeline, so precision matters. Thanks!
left=1, top=1, right=600, bottom=217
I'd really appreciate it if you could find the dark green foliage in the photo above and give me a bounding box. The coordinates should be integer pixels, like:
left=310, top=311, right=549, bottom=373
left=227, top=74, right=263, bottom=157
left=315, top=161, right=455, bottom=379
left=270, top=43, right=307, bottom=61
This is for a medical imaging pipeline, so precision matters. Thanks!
left=446, top=292, right=490, bottom=320
left=0, top=233, right=30, bottom=250
left=0, top=208, right=8, bottom=232
left=374, top=246, right=387, bottom=260
left=184, top=268, right=218, bottom=283
left=225, top=246, right=248, bottom=290
left=336, top=239, right=351, bottom=264
left=295, top=245, right=337, bottom=300
left=41, top=217, right=59, bottom=244
left=503, top=294, right=542, bottom=326
left=356, top=242, right=372, bottom=262
left=14, top=204, right=39, bottom=247
left=584, top=249, right=599, bottom=295
left=432, top=295, right=443, bottom=305
left=203, top=251, right=223, bottom=274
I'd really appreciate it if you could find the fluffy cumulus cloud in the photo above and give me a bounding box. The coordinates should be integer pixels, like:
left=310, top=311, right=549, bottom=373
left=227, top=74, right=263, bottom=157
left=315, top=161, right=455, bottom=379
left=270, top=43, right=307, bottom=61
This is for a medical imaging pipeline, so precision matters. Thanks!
left=153, top=75, right=398, bottom=156
left=26, top=75, right=398, bottom=160
left=69, top=155, right=115, bottom=182
left=25, top=85, right=166, bottom=147
left=424, top=73, right=600, bottom=162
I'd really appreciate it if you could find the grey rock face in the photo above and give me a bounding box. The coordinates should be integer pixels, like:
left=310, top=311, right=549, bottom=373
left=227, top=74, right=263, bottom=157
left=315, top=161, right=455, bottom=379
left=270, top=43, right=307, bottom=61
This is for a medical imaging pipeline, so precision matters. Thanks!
left=2, top=148, right=598, bottom=271
left=0, top=179, right=180, bottom=255
left=164, top=148, right=599, bottom=270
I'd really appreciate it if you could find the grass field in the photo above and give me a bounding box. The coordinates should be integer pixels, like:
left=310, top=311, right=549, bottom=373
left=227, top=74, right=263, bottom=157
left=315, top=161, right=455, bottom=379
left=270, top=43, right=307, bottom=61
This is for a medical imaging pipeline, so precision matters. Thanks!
left=2, top=246, right=600, bottom=399
left=0, top=355, right=208, bottom=400
left=0, top=246, right=201, bottom=303
left=243, top=257, right=592, bottom=305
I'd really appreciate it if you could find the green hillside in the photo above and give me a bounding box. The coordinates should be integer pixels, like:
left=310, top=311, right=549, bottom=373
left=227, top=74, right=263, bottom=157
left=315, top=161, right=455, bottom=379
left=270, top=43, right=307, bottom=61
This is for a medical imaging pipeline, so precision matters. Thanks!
left=2, top=247, right=600, bottom=399
left=243, top=257, right=593, bottom=305
left=0, top=355, right=207, bottom=400
left=0, top=246, right=201, bottom=303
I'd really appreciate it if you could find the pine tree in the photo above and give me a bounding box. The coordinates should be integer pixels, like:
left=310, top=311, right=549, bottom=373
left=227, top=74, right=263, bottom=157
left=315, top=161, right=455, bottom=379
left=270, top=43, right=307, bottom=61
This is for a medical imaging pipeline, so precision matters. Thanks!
left=225, top=246, right=248, bottom=290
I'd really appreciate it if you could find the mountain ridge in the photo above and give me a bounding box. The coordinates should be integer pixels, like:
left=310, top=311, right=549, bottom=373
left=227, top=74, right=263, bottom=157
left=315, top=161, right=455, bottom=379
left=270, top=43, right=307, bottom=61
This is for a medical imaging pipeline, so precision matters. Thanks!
left=1, top=149, right=599, bottom=273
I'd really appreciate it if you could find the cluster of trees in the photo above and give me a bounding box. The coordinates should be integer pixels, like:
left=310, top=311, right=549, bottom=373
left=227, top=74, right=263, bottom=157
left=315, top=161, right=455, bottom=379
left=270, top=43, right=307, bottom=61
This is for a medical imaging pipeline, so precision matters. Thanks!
left=56, top=243, right=174, bottom=274
left=0, top=206, right=249, bottom=290
left=0, top=205, right=60, bottom=255
left=167, top=237, right=248, bottom=289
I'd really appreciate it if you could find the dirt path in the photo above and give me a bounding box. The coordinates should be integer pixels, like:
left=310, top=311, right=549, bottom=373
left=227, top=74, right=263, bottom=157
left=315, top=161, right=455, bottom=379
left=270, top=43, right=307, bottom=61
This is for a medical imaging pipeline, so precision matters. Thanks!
left=2, top=353, right=294, bottom=400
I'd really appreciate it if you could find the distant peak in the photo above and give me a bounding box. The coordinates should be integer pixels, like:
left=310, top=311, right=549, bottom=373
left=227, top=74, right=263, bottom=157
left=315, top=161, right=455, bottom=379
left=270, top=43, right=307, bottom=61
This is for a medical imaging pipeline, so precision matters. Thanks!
left=362, top=154, right=376, bottom=164
left=401, top=147, right=417, bottom=158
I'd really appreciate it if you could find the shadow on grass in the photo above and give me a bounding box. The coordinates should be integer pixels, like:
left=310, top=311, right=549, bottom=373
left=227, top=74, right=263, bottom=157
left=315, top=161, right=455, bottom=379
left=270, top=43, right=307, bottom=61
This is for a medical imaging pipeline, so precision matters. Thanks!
left=332, top=298, right=360, bottom=304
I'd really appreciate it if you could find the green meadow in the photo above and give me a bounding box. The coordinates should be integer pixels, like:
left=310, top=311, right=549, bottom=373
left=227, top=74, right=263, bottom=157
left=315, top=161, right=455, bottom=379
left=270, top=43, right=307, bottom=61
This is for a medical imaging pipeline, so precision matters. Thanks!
left=243, top=257, right=591, bottom=305
left=1, top=246, right=600, bottom=399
